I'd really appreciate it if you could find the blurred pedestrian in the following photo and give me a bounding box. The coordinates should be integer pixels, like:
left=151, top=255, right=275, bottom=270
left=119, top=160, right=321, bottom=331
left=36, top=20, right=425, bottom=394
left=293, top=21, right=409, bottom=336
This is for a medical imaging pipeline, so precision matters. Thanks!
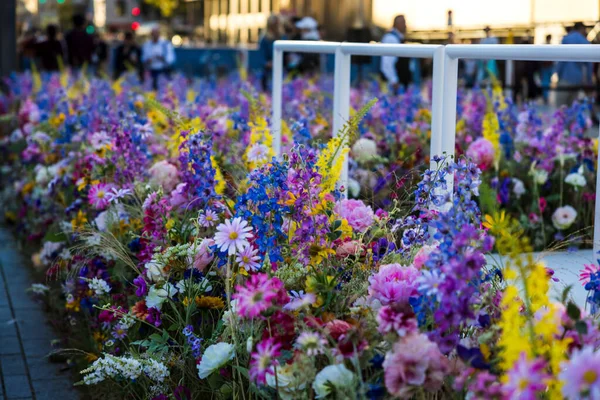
left=380, top=15, right=411, bottom=92
left=540, top=34, right=554, bottom=104
left=114, top=31, right=142, bottom=80
left=462, top=39, right=478, bottom=88
left=258, top=15, right=284, bottom=91
left=36, top=25, right=65, bottom=72
left=91, top=32, right=109, bottom=76
left=556, top=22, right=592, bottom=106
left=18, top=28, right=38, bottom=71
left=65, top=14, right=95, bottom=70
left=477, top=26, right=499, bottom=83
left=142, top=28, right=176, bottom=90
left=289, top=17, right=320, bottom=75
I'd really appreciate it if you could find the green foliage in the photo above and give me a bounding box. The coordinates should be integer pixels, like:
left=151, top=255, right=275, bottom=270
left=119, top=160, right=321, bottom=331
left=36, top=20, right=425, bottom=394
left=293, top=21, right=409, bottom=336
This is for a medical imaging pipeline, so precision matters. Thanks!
left=478, top=181, right=498, bottom=216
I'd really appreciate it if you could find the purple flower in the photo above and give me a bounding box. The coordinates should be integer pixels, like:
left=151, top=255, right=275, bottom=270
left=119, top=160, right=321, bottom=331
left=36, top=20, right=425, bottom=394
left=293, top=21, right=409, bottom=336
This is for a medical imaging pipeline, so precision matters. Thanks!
left=503, top=353, right=549, bottom=399
left=133, top=275, right=148, bottom=297
left=560, top=346, right=600, bottom=399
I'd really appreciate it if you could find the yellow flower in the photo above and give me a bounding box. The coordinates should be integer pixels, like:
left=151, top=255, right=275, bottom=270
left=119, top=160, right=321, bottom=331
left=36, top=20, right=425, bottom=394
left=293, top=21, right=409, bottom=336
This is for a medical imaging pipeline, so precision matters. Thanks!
left=165, top=219, right=175, bottom=231
left=315, top=135, right=349, bottom=196
left=339, top=219, right=353, bottom=240
left=65, top=298, right=81, bottom=312
left=309, top=245, right=336, bottom=266
left=211, top=156, right=226, bottom=195
left=71, top=210, right=88, bottom=231
left=21, top=181, right=34, bottom=195
left=195, top=296, right=225, bottom=309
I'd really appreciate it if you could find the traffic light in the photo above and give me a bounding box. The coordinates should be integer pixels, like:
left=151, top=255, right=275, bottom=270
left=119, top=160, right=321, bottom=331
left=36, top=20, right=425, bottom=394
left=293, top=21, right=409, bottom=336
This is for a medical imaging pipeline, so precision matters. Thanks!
left=131, top=22, right=140, bottom=31
left=86, top=25, right=95, bottom=34
left=39, top=0, right=47, bottom=4
left=56, top=0, right=65, bottom=3
left=131, top=7, right=140, bottom=16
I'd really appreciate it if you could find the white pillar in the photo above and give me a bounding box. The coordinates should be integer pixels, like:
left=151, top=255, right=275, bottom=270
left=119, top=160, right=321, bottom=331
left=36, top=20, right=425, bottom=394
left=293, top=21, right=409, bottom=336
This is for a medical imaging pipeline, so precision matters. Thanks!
left=440, top=52, right=460, bottom=200
left=594, top=123, right=600, bottom=258
left=271, top=47, right=283, bottom=158
left=429, top=46, right=445, bottom=170
left=505, top=59, right=514, bottom=100
left=332, top=46, right=351, bottom=197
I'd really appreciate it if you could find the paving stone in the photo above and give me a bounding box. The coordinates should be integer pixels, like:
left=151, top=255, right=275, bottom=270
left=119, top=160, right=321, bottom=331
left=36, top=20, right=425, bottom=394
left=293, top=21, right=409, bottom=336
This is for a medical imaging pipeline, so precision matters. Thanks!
left=32, top=379, right=79, bottom=400
left=0, top=322, right=18, bottom=338
left=2, top=374, right=32, bottom=399
left=0, top=336, right=22, bottom=355
left=0, top=354, right=27, bottom=376
left=21, top=338, right=54, bottom=358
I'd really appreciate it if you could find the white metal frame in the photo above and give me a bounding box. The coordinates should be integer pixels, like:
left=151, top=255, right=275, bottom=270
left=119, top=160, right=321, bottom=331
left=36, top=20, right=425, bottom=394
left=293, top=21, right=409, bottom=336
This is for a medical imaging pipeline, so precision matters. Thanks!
left=441, top=44, right=600, bottom=256
left=272, top=41, right=446, bottom=196
left=271, top=41, right=340, bottom=157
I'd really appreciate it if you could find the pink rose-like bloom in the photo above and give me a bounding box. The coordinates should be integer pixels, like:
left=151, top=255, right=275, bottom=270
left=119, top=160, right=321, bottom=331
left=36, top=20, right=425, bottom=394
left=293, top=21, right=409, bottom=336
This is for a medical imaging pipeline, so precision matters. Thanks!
left=503, top=353, right=550, bottom=399
left=383, top=333, right=449, bottom=398
left=377, top=304, right=418, bottom=337
left=413, top=244, right=438, bottom=269
left=466, top=138, right=495, bottom=171
left=334, top=199, right=374, bottom=233
left=149, top=160, right=179, bottom=192
left=193, top=238, right=215, bottom=271
left=170, top=183, right=188, bottom=208
left=336, top=240, right=363, bottom=257
left=368, top=264, right=420, bottom=305
left=88, top=182, right=115, bottom=210
left=233, top=273, right=288, bottom=319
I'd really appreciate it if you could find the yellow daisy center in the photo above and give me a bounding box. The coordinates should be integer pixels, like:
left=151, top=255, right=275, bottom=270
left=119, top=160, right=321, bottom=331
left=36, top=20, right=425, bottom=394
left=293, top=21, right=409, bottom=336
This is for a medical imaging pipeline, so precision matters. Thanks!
left=584, top=370, right=598, bottom=385
left=229, top=231, right=238, bottom=240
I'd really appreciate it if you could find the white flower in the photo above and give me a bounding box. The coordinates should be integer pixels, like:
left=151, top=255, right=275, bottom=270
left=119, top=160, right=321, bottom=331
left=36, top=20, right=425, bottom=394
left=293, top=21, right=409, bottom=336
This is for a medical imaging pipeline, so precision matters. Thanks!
left=85, top=233, right=102, bottom=246
left=197, top=342, right=235, bottom=379
left=512, top=178, right=526, bottom=199
left=214, top=217, right=253, bottom=256
left=118, top=313, right=136, bottom=329
left=348, top=178, right=360, bottom=198
left=312, top=364, right=355, bottom=399
left=58, top=248, right=71, bottom=260
left=88, top=278, right=111, bottom=296
left=145, top=260, right=166, bottom=282
left=529, top=168, right=548, bottom=185
left=266, top=363, right=308, bottom=399
left=176, top=277, right=212, bottom=294
left=222, top=300, right=238, bottom=326
left=30, top=283, right=50, bottom=294
left=146, top=283, right=177, bottom=310
left=143, top=359, right=170, bottom=382
left=565, top=173, right=586, bottom=188
left=35, top=166, right=51, bottom=185
left=94, top=211, right=108, bottom=232
left=247, top=143, right=271, bottom=163
left=351, top=138, right=378, bottom=163
left=105, top=187, right=133, bottom=204
left=552, top=205, right=577, bottom=230
left=40, top=241, right=63, bottom=266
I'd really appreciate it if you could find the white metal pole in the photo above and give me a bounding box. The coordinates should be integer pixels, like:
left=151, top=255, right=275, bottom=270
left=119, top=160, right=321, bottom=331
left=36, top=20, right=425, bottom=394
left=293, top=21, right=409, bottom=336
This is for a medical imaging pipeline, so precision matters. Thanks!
left=505, top=59, right=514, bottom=100
left=440, top=52, right=459, bottom=202
left=332, top=45, right=351, bottom=197
left=594, top=124, right=600, bottom=258
left=271, top=47, right=283, bottom=158
left=430, top=46, right=445, bottom=170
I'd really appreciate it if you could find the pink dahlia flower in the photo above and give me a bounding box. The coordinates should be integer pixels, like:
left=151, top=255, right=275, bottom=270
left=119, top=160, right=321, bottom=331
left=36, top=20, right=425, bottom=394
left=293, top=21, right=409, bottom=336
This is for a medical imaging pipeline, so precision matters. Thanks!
left=368, top=264, right=420, bottom=305
left=334, top=199, right=374, bottom=233
left=149, top=160, right=179, bottom=192
left=466, top=138, right=495, bottom=171
left=233, top=273, right=287, bottom=319
left=249, top=337, right=281, bottom=384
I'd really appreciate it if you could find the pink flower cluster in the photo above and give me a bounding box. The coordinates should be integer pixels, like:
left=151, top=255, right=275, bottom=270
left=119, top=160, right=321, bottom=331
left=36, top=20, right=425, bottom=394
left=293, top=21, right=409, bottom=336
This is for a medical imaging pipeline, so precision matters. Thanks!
left=334, top=199, right=374, bottom=233
left=368, top=263, right=420, bottom=306
left=466, top=138, right=495, bottom=171
left=233, top=273, right=288, bottom=319
left=383, top=333, right=449, bottom=398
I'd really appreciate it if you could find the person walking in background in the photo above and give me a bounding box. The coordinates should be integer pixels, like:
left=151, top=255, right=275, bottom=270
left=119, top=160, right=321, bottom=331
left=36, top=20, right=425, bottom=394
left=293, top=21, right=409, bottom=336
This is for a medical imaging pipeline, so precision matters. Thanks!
left=91, top=32, right=109, bottom=76
left=258, top=15, right=284, bottom=91
left=36, top=25, right=65, bottom=72
left=142, top=28, right=176, bottom=90
left=380, top=15, right=411, bottom=92
left=65, top=14, right=94, bottom=70
left=540, top=34, right=554, bottom=104
left=556, top=22, right=592, bottom=106
left=114, top=32, right=142, bottom=81
left=290, top=17, right=321, bottom=75
left=18, top=27, right=38, bottom=71
left=477, top=26, right=499, bottom=84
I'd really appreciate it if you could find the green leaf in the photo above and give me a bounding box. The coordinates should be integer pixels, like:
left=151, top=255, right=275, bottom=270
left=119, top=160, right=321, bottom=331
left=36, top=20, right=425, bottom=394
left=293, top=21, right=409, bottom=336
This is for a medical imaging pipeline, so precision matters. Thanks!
left=567, top=301, right=581, bottom=321
left=332, top=220, right=342, bottom=230
left=560, top=285, right=573, bottom=303
left=575, top=320, right=588, bottom=335
left=478, top=182, right=498, bottom=216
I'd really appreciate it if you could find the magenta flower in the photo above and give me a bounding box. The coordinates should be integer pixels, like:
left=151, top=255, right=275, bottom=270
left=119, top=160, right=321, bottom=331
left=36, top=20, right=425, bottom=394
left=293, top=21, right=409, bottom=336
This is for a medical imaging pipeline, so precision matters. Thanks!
left=377, top=304, right=418, bottom=337
left=249, top=338, right=281, bottom=384
left=466, top=138, right=495, bottom=171
left=334, top=199, right=374, bottom=233
left=88, top=183, right=114, bottom=210
left=580, top=264, right=600, bottom=285
left=383, top=333, right=448, bottom=398
left=214, top=217, right=253, bottom=256
left=233, top=273, right=287, bottom=319
left=503, top=353, right=549, bottom=399
left=368, top=264, right=420, bottom=305
left=560, top=346, right=600, bottom=399
left=235, top=245, right=261, bottom=271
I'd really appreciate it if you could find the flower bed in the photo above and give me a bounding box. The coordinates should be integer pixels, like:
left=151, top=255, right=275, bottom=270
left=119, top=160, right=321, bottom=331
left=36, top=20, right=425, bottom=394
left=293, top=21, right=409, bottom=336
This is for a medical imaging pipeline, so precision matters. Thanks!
left=0, top=71, right=598, bottom=399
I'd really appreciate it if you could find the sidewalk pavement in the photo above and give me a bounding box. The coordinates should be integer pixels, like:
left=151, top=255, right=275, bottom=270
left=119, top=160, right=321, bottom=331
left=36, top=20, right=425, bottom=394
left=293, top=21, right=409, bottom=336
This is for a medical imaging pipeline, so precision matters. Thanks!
left=0, top=228, right=79, bottom=400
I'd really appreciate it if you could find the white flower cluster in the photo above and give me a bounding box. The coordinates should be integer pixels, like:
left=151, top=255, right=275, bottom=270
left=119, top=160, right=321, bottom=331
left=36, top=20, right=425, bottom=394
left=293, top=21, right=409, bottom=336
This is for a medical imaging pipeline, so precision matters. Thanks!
left=88, top=278, right=111, bottom=296
left=118, top=313, right=136, bottom=330
left=30, top=283, right=50, bottom=294
left=81, top=354, right=169, bottom=385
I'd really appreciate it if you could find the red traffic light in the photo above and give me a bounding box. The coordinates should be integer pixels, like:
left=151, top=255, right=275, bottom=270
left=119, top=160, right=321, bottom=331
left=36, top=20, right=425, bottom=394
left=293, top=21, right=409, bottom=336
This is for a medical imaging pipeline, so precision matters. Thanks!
left=131, top=7, right=140, bottom=16
left=131, top=21, right=140, bottom=30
